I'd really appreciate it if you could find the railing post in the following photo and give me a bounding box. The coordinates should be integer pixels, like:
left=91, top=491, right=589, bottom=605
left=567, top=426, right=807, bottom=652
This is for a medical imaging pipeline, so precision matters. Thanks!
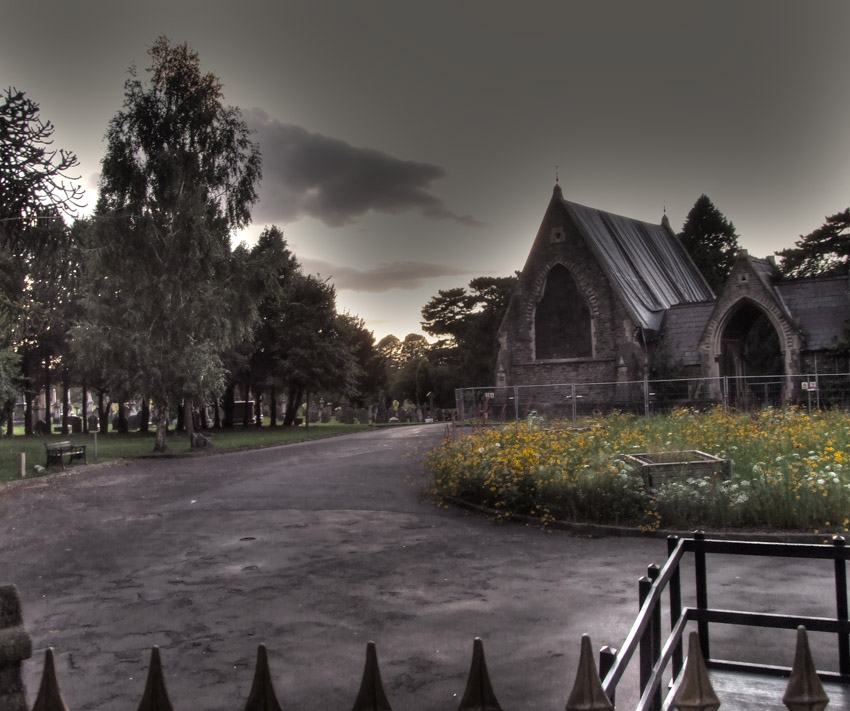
left=599, top=646, right=617, bottom=709
left=647, top=564, right=662, bottom=711
left=694, top=531, right=710, bottom=663
left=513, top=385, right=519, bottom=430
left=667, top=536, right=683, bottom=678
left=834, top=535, right=849, bottom=676
left=638, top=575, right=653, bottom=703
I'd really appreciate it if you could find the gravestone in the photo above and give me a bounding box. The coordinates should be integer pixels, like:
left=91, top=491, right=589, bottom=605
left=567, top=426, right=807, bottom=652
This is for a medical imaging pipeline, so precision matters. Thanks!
left=321, top=406, right=332, bottom=424
left=358, top=408, right=370, bottom=424
left=88, top=414, right=100, bottom=431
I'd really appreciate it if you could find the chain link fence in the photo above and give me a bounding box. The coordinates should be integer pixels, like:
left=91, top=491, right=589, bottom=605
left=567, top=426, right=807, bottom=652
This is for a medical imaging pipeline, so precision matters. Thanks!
left=455, top=373, right=850, bottom=425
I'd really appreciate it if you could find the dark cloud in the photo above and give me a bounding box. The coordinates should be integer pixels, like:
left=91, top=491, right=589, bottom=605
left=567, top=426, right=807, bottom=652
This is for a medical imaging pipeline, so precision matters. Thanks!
left=299, top=257, right=474, bottom=293
left=246, top=108, right=482, bottom=228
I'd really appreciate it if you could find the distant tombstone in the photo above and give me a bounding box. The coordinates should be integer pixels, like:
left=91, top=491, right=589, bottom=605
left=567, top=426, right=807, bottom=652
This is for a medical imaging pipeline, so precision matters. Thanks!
left=321, top=406, right=332, bottom=424
left=191, top=432, right=213, bottom=449
left=69, top=415, right=83, bottom=434
left=357, top=408, right=369, bottom=424
left=308, top=405, right=320, bottom=423
left=341, top=405, right=355, bottom=424
left=88, top=414, right=100, bottom=431
left=127, top=413, right=140, bottom=431
left=35, top=420, right=47, bottom=435
left=415, top=407, right=423, bottom=422
left=400, top=409, right=411, bottom=423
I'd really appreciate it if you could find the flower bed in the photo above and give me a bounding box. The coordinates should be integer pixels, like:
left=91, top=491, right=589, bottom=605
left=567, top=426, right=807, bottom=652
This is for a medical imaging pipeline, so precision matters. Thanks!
left=423, top=407, right=850, bottom=533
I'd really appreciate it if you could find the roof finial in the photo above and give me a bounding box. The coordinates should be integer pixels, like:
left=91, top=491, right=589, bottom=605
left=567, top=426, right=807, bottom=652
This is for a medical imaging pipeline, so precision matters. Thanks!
left=555, top=165, right=559, bottom=184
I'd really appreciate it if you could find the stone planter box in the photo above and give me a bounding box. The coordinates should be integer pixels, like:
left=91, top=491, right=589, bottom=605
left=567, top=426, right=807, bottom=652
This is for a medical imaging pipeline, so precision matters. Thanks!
left=623, top=450, right=731, bottom=488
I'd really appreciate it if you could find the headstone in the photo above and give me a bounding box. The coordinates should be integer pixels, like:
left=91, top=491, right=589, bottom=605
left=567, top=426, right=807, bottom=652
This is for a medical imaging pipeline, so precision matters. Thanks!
left=341, top=405, right=355, bottom=424
left=358, top=408, right=370, bottom=424
left=69, top=415, right=83, bottom=434
left=88, top=414, right=100, bottom=431
left=191, top=432, right=213, bottom=449
left=321, top=406, right=332, bottom=424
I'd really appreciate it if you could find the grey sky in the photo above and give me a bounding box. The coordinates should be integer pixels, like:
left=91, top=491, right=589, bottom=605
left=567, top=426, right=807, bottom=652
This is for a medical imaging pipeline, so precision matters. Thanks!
left=3, top=1, right=849, bottom=339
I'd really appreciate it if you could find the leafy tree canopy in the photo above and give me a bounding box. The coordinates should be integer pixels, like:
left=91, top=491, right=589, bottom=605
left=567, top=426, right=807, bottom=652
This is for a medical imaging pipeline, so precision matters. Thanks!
left=777, top=208, right=850, bottom=278
left=678, top=194, right=740, bottom=293
left=80, top=37, right=262, bottom=451
left=421, top=275, right=517, bottom=387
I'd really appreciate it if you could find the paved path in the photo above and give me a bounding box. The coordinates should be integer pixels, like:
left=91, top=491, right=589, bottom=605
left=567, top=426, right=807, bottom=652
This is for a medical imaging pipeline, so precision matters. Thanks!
left=0, top=425, right=836, bottom=710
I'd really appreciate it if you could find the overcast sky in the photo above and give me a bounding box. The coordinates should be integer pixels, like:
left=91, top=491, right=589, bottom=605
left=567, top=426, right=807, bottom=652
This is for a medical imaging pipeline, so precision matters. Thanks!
left=3, top=1, right=849, bottom=340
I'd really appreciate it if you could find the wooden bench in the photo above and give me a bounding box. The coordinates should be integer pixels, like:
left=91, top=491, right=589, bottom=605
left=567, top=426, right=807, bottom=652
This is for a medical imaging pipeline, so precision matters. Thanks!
left=44, top=441, right=87, bottom=469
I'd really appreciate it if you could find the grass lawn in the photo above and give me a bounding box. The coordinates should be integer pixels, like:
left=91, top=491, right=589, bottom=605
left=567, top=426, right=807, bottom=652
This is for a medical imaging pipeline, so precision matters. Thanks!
left=0, top=422, right=372, bottom=483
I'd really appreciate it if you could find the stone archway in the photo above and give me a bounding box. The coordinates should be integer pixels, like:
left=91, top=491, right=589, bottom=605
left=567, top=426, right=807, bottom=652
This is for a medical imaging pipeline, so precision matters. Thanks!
left=719, top=300, right=784, bottom=405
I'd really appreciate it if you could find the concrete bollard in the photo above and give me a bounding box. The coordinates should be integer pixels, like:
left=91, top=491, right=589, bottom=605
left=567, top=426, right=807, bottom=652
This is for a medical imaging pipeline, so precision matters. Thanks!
left=18, top=453, right=24, bottom=478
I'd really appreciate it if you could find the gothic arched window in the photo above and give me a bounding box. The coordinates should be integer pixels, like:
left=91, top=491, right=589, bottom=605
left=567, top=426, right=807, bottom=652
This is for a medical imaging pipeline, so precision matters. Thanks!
left=535, top=264, right=592, bottom=359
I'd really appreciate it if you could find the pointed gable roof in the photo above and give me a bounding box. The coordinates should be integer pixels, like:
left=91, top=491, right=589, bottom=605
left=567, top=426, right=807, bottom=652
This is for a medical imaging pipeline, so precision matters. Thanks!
left=558, top=196, right=714, bottom=331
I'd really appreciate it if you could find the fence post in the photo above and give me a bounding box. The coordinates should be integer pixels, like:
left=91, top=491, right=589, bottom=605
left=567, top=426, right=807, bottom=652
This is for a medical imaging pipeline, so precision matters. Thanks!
left=571, top=383, right=577, bottom=423
left=834, top=536, right=849, bottom=676
left=667, top=536, right=683, bottom=678
left=647, top=564, right=662, bottom=711
left=638, top=575, right=653, bottom=703
left=598, top=646, right=617, bottom=708
left=694, top=531, right=710, bottom=662
left=514, top=385, right=519, bottom=430
left=644, top=378, right=650, bottom=417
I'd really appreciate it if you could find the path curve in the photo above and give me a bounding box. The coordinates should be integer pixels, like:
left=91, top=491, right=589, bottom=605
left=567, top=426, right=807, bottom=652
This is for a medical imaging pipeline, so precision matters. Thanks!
left=0, top=425, right=781, bottom=710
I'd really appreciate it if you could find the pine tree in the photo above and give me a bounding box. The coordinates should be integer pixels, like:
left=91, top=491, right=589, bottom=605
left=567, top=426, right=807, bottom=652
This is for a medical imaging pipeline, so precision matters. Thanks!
left=678, top=195, right=740, bottom=293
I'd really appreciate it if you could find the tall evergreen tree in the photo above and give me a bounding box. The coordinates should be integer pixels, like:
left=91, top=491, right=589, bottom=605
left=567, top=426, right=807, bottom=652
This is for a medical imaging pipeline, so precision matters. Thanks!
left=77, top=37, right=261, bottom=451
left=777, top=208, right=850, bottom=278
left=678, top=195, right=740, bottom=293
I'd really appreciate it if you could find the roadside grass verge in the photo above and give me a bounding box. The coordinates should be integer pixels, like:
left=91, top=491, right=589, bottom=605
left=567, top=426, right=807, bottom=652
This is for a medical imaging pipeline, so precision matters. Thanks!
left=0, top=423, right=371, bottom=483
left=424, top=407, right=850, bottom=534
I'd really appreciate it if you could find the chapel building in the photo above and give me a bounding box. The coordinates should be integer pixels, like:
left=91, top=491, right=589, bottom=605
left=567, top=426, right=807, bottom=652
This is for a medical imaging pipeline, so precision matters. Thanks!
left=495, top=184, right=850, bottom=403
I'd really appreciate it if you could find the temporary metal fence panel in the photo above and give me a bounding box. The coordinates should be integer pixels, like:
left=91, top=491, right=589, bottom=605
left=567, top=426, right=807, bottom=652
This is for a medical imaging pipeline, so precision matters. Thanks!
left=455, top=373, right=850, bottom=426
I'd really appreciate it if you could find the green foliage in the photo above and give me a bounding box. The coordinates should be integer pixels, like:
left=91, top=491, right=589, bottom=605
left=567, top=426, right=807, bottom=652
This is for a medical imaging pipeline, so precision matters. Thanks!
left=425, top=408, right=850, bottom=533
left=678, top=194, right=739, bottom=293
left=79, top=37, right=262, bottom=451
left=777, top=208, right=850, bottom=278
left=420, top=275, right=517, bottom=394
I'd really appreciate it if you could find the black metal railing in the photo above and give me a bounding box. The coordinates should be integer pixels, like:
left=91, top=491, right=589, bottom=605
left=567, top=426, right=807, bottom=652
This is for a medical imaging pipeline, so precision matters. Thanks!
left=601, top=532, right=850, bottom=711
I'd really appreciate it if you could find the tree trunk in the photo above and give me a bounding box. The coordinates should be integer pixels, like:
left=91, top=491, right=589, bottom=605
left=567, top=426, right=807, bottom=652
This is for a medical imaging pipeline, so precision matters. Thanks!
left=214, top=395, right=222, bottom=429
left=117, top=401, right=128, bottom=434
left=269, top=387, right=277, bottom=427
left=283, top=385, right=303, bottom=426
left=99, top=391, right=109, bottom=434
left=184, top=395, right=195, bottom=444
left=5, top=401, right=13, bottom=436
left=254, top=391, right=262, bottom=428
left=140, top=399, right=150, bottom=433
left=44, top=359, right=52, bottom=434
left=61, top=367, right=71, bottom=435
left=82, top=380, right=88, bottom=434
left=24, top=389, right=32, bottom=436
left=223, top=386, right=234, bottom=428
left=154, top=404, right=169, bottom=452
left=176, top=400, right=185, bottom=432
left=242, top=383, right=251, bottom=427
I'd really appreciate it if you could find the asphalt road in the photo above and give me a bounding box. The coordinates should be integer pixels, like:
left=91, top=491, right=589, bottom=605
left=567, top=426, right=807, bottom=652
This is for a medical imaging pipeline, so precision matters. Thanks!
left=0, top=425, right=840, bottom=710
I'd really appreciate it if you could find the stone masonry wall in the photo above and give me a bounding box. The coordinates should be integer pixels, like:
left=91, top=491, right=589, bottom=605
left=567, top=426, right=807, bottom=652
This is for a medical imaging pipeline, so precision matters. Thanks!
left=497, top=194, right=644, bottom=389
